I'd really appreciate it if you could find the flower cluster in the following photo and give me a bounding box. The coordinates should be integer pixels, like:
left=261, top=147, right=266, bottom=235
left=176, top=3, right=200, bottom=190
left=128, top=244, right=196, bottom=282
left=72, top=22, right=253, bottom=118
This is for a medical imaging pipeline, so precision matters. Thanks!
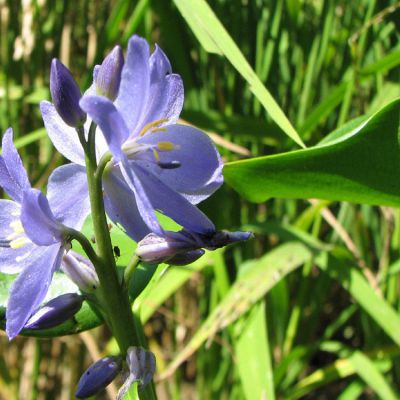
left=1, top=34, right=251, bottom=396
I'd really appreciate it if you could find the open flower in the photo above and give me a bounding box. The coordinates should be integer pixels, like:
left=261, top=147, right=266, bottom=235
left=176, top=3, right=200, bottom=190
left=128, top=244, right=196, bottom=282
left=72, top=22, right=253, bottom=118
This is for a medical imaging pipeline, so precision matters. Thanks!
left=41, top=35, right=223, bottom=241
left=0, top=129, right=89, bottom=339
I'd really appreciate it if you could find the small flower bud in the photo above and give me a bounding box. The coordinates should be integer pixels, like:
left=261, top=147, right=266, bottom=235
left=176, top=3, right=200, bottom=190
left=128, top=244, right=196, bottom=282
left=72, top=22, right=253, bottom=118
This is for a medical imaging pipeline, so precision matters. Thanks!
left=61, top=251, right=99, bottom=292
left=127, top=347, right=156, bottom=390
left=136, top=232, right=195, bottom=264
left=75, top=356, right=123, bottom=399
left=136, top=229, right=253, bottom=266
left=24, top=293, right=83, bottom=330
left=96, top=46, right=124, bottom=100
left=50, top=59, right=86, bottom=127
left=117, top=347, right=156, bottom=399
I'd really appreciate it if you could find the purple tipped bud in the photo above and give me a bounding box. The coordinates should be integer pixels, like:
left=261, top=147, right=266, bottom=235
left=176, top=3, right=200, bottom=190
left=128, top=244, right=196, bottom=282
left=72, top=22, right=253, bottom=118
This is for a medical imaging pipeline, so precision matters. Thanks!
left=136, top=232, right=195, bottom=264
left=24, top=293, right=83, bottom=330
left=96, top=46, right=124, bottom=100
left=205, top=230, right=253, bottom=250
left=76, top=356, right=123, bottom=399
left=50, top=59, right=86, bottom=127
left=136, top=229, right=252, bottom=265
left=61, top=251, right=99, bottom=292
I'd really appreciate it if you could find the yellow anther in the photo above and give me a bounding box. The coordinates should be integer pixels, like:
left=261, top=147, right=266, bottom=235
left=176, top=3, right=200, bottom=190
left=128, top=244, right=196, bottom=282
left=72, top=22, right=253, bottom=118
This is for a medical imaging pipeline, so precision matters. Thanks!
left=10, top=220, right=24, bottom=234
left=139, top=118, right=169, bottom=136
left=157, top=141, right=176, bottom=151
left=10, top=237, right=30, bottom=249
left=152, top=149, right=161, bottom=162
left=151, top=127, right=167, bottom=133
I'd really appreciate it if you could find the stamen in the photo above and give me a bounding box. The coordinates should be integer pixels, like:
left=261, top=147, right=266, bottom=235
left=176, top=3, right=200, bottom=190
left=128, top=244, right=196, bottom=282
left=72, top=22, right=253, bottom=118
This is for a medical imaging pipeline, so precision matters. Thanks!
left=139, top=118, right=169, bottom=136
left=152, top=149, right=160, bottom=162
left=10, top=220, right=24, bottom=233
left=0, top=239, right=11, bottom=248
left=10, top=237, right=30, bottom=249
left=157, top=142, right=178, bottom=151
left=151, top=127, right=167, bottom=133
left=6, top=231, right=20, bottom=241
left=16, top=252, right=30, bottom=262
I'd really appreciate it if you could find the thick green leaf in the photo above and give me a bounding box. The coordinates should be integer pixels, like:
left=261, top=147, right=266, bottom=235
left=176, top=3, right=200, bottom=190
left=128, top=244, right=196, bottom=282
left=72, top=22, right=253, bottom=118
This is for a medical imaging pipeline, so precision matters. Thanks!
left=173, top=0, right=305, bottom=147
left=224, top=98, right=400, bottom=206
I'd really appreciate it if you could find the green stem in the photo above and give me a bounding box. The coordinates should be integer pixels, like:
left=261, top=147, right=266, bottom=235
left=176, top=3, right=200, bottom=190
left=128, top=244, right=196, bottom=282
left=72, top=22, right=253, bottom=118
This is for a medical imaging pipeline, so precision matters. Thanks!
left=124, top=255, right=140, bottom=285
left=81, top=124, right=138, bottom=351
left=77, top=124, right=156, bottom=399
left=63, top=227, right=99, bottom=266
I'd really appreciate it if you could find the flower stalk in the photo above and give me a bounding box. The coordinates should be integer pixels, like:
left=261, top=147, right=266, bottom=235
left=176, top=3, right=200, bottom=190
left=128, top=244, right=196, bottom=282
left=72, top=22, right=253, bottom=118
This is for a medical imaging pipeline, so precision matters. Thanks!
left=78, top=123, right=156, bottom=399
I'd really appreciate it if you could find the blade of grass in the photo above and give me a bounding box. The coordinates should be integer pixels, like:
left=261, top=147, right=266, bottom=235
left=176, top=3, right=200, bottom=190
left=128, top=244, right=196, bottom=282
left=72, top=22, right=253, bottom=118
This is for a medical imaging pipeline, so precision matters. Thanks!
left=173, top=0, right=305, bottom=147
left=235, top=301, right=275, bottom=400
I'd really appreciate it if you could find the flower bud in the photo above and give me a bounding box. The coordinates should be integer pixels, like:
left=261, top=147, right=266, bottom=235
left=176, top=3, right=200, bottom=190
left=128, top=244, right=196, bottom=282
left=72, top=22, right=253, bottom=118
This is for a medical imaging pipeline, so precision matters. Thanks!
left=50, top=59, right=86, bottom=127
left=96, top=46, right=124, bottom=100
left=61, top=251, right=99, bottom=292
left=24, top=293, right=83, bottom=330
left=75, top=356, right=123, bottom=399
left=135, top=232, right=195, bottom=264
left=136, top=229, right=253, bottom=266
left=117, top=347, right=156, bottom=399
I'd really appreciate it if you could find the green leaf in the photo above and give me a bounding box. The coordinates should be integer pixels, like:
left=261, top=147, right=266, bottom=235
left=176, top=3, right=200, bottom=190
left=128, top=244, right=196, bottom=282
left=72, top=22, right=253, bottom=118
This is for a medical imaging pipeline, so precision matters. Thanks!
left=346, top=351, right=398, bottom=400
left=173, top=0, right=305, bottom=148
left=224, top=98, right=400, bottom=206
left=234, top=301, right=275, bottom=400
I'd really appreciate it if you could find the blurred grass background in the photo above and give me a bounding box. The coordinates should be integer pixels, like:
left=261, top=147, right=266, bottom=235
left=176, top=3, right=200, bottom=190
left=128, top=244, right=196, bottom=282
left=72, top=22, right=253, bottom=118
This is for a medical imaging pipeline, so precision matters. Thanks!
left=1, top=0, right=400, bottom=399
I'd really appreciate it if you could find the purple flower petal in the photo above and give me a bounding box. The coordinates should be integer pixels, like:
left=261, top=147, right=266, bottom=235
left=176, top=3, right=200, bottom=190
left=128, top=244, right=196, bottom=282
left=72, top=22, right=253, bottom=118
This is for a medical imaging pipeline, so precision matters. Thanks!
left=137, top=125, right=223, bottom=204
left=131, top=163, right=215, bottom=234
left=0, top=128, right=31, bottom=202
left=6, top=244, right=63, bottom=339
left=47, top=163, right=90, bottom=229
left=103, top=171, right=151, bottom=241
left=80, top=95, right=128, bottom=161
left=115, top=35, right=150, bottom=135
left=21, top=189, right=63, bottom=246
left=0, top=200, right=35, bottom=274
left=139, top=45, right=183, bottom=129
left=119, top=159, right=163, bottom=236
left=40, top=101, right=85, bottom=165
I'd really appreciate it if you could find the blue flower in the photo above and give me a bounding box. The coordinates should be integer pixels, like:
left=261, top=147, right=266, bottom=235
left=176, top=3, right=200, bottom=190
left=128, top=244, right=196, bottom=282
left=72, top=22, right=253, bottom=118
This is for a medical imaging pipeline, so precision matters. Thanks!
left=41, top=35, right=223, bottom=241
left=0, top=129, right=89, bottom=339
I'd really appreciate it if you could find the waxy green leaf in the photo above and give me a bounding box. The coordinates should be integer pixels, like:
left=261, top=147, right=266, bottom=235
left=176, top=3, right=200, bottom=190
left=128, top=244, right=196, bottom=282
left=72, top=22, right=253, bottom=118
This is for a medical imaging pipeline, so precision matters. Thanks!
left=224, top=98, right=400, bottom=206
